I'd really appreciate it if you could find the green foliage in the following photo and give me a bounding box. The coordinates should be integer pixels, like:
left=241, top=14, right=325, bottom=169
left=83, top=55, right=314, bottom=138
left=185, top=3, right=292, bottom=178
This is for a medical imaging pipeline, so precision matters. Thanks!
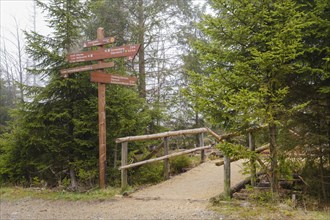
left=169, top=155, right=191, bottom=175
left=246, top=187, right=274, bottom=203
left=188, top=0, right=309, bottom=129
left=130, top=162, right=164, bottom=185
left=0, top=79, right=14, bottom=134
left=216, top=142, right=255, bottom=159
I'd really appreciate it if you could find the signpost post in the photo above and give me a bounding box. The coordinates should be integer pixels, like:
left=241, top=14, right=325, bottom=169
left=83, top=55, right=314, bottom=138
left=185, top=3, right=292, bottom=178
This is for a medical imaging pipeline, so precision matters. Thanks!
left=61, top=27, right=140, bottom=188
left=96, top=28, right=107, bottom=189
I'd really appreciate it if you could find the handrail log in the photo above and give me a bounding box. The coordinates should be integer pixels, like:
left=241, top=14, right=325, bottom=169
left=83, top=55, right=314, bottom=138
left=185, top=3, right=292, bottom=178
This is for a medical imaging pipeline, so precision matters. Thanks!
left=116, top=128, right=209, bottom=143
left=116, top=125, right=267, bottom=144
left=118, top=145, right=212, bottom=170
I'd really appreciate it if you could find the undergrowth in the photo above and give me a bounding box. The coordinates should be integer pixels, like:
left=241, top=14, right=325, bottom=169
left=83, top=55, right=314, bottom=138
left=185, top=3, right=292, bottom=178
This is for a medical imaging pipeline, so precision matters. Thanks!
left=211, top=187, right=330, bottom=220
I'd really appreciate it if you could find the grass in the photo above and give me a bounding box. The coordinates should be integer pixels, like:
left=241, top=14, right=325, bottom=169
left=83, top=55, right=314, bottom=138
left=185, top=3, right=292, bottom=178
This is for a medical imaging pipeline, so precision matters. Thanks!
left=0, top=186, right=121, bottom=201
left=210, top=199, right=330, bottom=220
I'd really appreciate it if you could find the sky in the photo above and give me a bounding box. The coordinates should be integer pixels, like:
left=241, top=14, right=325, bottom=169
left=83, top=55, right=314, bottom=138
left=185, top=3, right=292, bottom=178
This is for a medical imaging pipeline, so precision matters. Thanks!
left=0, top=0, right=49, bottom=54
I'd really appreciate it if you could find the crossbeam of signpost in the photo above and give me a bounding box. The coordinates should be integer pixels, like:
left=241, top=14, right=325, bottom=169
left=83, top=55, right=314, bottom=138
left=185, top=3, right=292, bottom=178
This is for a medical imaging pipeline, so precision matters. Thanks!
left=60, top=62, right=115, bottom=77
left=90, top=71, right=137, bottom=86
left=83, top=37, right=115, bottom=47
left=67, top=45, right=140, bottom=63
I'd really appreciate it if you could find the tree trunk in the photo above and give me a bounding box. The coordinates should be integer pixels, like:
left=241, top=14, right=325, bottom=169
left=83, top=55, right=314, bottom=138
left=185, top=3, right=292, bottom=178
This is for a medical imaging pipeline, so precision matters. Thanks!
left=319, top=150, right=327, bottom=200
left=269, top=123, right=279, bottom=194
left=69, top=167, right=78, bottom=191
left=138, top=0, right=146, bottom=99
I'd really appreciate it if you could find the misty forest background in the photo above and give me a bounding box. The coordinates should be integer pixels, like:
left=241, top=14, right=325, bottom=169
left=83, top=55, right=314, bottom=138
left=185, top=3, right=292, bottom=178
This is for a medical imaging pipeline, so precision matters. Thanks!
left=0, top=0, right=329, bottom=201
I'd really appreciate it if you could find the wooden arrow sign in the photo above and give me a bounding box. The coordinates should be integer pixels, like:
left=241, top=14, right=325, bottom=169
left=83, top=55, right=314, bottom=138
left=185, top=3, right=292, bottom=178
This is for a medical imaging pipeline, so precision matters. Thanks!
left=90, top=71, right=137, bottom=86
left=67, top=44, right=140, bottom=63
left=83, top=37, right=115, bottom=47
left=60, top=62, right=115, bottom=77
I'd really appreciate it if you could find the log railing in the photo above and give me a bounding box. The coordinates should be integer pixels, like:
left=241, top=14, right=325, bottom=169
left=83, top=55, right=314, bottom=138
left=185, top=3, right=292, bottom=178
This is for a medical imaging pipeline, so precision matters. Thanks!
left=116, top=125, right=268, bottom=194
left=116, top=128, right=216, bottom=188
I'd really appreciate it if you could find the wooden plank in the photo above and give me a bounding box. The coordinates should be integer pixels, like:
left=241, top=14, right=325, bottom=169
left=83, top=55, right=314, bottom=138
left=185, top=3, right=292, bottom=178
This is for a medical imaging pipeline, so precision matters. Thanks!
left=67, top=44, right=140, bottom=63
left=164, top=137, right=170, bottom=180
left=83, top=37, right=115, bottom=47
left=90, top=71, right=137, bottom=86
left=116, top=128, right=209, bottom=143
left=118, top=145, right=212, bottom=170
left=60, top=62, right=115, bottom=77
left=121, top=142, right=128, bottom=189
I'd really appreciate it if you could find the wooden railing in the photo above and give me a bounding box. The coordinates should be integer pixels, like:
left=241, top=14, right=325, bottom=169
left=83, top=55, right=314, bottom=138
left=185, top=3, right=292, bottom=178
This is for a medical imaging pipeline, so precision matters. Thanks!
left=116, top=125, right=268, bottom=197
left=116, top=128, right=218, bottom=188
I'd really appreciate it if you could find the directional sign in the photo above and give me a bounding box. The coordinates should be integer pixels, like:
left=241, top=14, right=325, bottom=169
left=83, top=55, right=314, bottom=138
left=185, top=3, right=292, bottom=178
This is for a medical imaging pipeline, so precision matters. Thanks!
left=60, top=62, right=115, bottom=77
left=90, top=71, right=137, bottom=86
left=83, top=37, right=115, bottom=48
left=67, top=44, right=140, bottom=63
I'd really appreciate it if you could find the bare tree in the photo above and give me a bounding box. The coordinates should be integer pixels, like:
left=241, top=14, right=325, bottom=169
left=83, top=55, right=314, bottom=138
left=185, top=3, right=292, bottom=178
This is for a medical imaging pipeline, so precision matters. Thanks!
left=0, top=18, right=30, bottom=102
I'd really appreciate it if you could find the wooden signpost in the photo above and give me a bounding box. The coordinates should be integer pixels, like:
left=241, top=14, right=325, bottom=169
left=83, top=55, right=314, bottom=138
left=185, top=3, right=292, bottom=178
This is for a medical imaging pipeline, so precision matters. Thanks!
left=67, top=45, right=140, bottom=63
left=61, top=27, right=140, bottom=188
left=60, top=62, right=115, bottom=77
left=90, top=71, right=137, bottom=86
left=83, top=37, right=115, bottom=47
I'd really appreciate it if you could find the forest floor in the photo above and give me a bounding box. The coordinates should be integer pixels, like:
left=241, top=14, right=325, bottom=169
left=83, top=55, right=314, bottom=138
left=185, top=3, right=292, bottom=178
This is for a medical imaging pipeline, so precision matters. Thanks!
left=1, top=159, right=329, bottom=219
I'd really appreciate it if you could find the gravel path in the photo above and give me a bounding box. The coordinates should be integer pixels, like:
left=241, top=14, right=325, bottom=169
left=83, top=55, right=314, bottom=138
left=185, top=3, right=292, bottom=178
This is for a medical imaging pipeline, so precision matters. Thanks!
left=1, top=160, right=247, bottom=219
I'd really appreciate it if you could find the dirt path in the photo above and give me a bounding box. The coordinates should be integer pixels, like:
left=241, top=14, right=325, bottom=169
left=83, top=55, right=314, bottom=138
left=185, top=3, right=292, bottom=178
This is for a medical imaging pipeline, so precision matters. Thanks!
left=1, top=160, right=248, bottom=219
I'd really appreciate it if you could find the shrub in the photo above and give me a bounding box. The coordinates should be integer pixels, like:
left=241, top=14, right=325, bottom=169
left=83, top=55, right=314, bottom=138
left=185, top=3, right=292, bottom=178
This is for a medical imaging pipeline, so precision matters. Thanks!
left=170, top=155, right=192, bottom=175
left=130, top=161, right=164, bottom=185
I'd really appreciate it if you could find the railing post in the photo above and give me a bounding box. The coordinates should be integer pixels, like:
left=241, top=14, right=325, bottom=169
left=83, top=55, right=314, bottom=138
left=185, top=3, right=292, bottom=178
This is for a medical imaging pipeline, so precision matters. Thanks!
left=121, top=141, right=128, bottom=189
left=248, top=131, right=256, bottom=187
left=224, top=155, right=231, bottom=198
left=164, top=136, right=170, bottom=180
left=198, top=133, right=205, bottom=163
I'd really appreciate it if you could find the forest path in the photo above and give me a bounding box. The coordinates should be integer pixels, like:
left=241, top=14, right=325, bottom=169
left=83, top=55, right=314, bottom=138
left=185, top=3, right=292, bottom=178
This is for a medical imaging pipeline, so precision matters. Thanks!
left=131, top=159, right=247, bottom=200
left=1, top=160, right=248, bottom=219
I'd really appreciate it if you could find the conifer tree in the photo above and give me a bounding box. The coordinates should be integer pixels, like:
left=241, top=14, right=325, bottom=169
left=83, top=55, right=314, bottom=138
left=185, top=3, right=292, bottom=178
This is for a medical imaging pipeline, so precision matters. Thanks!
left=0, top=0, right=150, bottom=188
left=188, top=0, right=309, bottom=194
left=14, top=0, right=89, bottom=188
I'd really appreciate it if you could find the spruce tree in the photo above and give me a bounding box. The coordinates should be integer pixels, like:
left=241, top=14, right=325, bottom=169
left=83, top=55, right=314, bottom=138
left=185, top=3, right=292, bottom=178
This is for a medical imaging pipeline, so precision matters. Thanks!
left=0, top=0, right=150, bottom=188
left=15, top=0, right=89, bottom=188
left=188, top=0, right=308, bottom=194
